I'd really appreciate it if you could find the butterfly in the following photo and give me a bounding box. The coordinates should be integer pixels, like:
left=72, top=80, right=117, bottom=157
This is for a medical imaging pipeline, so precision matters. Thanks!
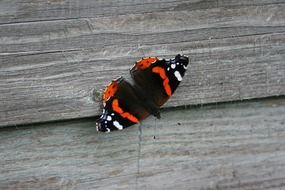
left=96, top=54, right=189, bottom=132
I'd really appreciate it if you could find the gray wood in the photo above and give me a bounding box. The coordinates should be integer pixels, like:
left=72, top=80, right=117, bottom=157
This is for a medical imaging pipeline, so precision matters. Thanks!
left=1, top=0, right=285, bottom=24
left=0, top=97, right=284, bottom=190
left=1, top=1, right=285, bottom=126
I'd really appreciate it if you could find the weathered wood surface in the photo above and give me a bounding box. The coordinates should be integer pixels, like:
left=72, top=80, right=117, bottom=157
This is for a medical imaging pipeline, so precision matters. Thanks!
left=0, top=97, right=284, bottom=190
left=1, top=1, right=285, bottom=126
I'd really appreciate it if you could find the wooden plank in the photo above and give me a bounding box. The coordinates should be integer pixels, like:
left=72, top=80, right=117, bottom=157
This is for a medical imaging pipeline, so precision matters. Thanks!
left=0, top=97, right=284, bottom=190
left=1, top=1, right=285, bottom=126
left=1, top=0, right=285, bottom=24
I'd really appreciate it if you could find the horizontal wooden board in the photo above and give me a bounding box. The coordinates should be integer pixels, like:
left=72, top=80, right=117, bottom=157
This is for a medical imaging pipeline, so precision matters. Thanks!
left=0, top=97, right=284, bottom=190
left=1, top=1, right=285, bottom=126
left=1, top=0, right=285, bottom=24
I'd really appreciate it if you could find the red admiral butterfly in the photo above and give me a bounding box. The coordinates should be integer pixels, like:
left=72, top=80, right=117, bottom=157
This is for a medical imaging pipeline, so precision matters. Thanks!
left=96, top=54, right=189, bottom=132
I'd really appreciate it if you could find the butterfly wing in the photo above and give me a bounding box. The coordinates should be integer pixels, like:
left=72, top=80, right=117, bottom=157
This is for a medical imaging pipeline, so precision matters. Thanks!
left=130, top=54, right=189, bottom=108
left=96, top=77, right=150, bottom=132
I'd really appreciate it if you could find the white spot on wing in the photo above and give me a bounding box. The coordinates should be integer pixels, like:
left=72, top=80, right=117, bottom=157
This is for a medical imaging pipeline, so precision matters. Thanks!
left=113, top=121, right=123, bottom=130
left=174, top=71, right=182, bottom=81
left=107, top=116, right=112, bottom=121
left=171, top=64, right=176, bottom=69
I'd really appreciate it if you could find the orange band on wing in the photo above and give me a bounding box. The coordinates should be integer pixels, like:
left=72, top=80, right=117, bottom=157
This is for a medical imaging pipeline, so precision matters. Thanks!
left=112, top=99, right=139, bottom=123
left=152, top=67, right=172, bottom=96
left=103, top=81, right=118, bottom=102
left=136, top=57, right=158, bottom=70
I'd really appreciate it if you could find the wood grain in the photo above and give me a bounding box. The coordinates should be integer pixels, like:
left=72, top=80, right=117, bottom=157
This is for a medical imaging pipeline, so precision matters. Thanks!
left=1, top=1, right=285, bottom=126
left=1, top=0, right=285, bottom=24
left=0, top=97, right=284, bottom=190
